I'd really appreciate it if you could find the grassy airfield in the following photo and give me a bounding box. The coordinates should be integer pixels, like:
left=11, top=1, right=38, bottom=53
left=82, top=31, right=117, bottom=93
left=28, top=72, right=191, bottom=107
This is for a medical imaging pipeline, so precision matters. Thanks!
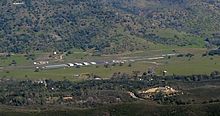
left=1, top=47, right=220, bottom=81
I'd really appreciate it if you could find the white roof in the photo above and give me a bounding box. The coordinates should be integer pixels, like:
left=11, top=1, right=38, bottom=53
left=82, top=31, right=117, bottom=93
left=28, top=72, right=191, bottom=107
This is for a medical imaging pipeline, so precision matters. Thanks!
left=74, top=63, right=83, bottom=66
left=13, top=2, right=25, bottom=5
left=84, top=62, right=90, bottom=65
left=90, top=62, right=96, bottom=64
left=67, top=63, right=74, bottom=66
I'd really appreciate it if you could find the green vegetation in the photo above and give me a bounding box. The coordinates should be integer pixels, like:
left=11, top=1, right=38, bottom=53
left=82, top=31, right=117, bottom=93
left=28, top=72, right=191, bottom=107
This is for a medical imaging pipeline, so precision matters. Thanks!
left=0, top=73, right=220, bottom=115
left=1, top=0, right=219, bottom=53
left=1, top=103, right=220, bottom=116
left=0, top=62, right=153, bottom=80
left=158, top=55, right=220, bottom=75
left=151, top=28, right=205, bottom=47
left=0, top=54, right=32, bottom=67
left=1, top=48, right=220, bottom=80
left=1, top=0, right=220, bottom=115
left=156, top=48, right=220, bottom=75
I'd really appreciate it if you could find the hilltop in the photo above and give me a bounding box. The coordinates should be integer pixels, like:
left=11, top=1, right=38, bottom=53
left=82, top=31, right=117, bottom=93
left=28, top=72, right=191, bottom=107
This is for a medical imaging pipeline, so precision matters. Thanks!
left=0, top=0, right=220, bottom=53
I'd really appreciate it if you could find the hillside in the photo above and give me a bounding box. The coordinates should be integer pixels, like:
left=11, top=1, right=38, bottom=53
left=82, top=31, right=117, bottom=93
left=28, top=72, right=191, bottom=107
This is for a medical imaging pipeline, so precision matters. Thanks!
left=0, top=0, right=220, bottom=53
left=1, top=103, right=220, bottom=116
left=0, top=74, right=220, bottom=116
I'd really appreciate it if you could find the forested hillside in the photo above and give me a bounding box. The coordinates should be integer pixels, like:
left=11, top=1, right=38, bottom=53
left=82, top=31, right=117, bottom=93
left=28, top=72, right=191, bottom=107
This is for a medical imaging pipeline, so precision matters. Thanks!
left=0, top=0, right=220, bottom=53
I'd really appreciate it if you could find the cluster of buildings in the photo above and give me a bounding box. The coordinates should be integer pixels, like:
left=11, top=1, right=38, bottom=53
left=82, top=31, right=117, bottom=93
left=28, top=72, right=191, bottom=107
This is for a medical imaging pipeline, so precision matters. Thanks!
left=13, top=2, right=25, bottom=5
left=34, top=61, right=97, bottom=70
left=34, top=59, right=133, bottom=70
left=33, top=61, right=49, bottom=65
left=66, top=62, right=96, bottom=67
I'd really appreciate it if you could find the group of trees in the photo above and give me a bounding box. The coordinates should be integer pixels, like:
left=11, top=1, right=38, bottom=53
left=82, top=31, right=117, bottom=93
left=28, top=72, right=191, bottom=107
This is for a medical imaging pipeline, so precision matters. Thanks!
left=0, top=70, right=220, bottom=107
left=0, top=0, right=219, bottom=53
left=208, top=48, right=220, bottom=56
left=145, top=33, right=192, bottom=46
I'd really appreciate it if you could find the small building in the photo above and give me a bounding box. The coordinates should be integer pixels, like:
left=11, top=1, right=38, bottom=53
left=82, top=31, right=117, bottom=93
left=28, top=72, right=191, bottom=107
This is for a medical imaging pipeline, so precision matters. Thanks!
left=90, top=62, right=97, bottom=65
left=63, top=96, right=73, bottom=101
left=113, top=60, right=120, bottom=63
left=83, top=62, right=90, bottom=66
left=13, top=2, right=25, bottom=5
left=163, top=70, right=168, bottom=76
left=120, top=61, right=125, bottom=64
left=73, top=74, right=80, bottom=77
left=34, top=61, right=49, bottom=65
left=67, top=63, right=74, bottom=67
left=74, top=63, right=83, bottom=66
left=94, top=78, right=101, bottom=80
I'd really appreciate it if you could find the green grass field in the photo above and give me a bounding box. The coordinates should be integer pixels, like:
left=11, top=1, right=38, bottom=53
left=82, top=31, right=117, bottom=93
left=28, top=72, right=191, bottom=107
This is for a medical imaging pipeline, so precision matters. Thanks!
left=155, top=48, right=220, bottom=75
left=157, top=55, right=220, bottom=76
left=0, top=54, right=32, bottom=67
left=1, top=47, right=219, bottom=80
left=0, top=62, right=153, bottom=81
left=151, top=28, right=205, bottom=47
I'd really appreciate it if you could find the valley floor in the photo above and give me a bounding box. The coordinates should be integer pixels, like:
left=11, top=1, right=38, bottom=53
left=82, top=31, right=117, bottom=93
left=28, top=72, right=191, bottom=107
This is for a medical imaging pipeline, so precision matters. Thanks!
left=0, top=47, right=220, bottom=81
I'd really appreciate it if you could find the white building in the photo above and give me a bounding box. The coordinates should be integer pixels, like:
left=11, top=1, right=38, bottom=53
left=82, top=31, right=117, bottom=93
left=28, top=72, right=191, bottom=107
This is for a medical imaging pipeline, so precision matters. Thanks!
left=83, top=62, right=90, bottom=66
left=74, top=63, right=83, bottom=66
left=67, top=63, right=74, bottom=67
left=13, top=2, right=25, bottom=5
left=90, top=62, right=97, bottom=65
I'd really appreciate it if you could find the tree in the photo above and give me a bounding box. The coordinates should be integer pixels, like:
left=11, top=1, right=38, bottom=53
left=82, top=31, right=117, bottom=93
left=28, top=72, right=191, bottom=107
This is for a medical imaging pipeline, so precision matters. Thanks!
left=132, top=71, right=140, bottom=77
left=210, top=71, right=220, bottom=77
left=11, top=60, right=17, bottom=66
left=104, top=64, right=110, bottom=68
left=119, top=63, right=124, bottom=66
left=185, top=53, right=194, bottom=58
left=34, top=69, right=40, bottom=72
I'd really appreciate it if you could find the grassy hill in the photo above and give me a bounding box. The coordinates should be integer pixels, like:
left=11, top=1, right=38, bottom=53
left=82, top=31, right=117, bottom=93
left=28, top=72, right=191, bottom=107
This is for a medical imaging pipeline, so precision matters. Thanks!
left=0, top=0, right=219, bottom=53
